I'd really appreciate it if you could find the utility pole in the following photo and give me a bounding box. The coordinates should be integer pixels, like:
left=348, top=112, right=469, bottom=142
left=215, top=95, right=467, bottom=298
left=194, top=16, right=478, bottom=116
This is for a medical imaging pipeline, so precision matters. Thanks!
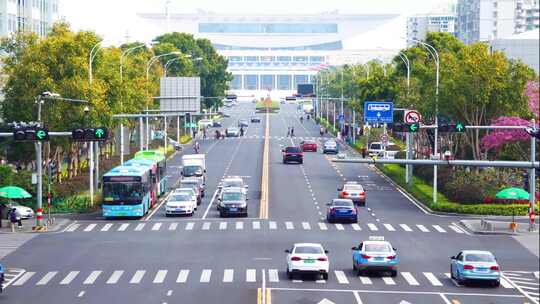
left=529, top=119, right=537, bottom=231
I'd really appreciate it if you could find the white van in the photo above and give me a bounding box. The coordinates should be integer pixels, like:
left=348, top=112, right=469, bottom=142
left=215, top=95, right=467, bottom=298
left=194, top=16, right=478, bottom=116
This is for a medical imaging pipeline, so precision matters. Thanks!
left=368, top=142, right=401, bottom=158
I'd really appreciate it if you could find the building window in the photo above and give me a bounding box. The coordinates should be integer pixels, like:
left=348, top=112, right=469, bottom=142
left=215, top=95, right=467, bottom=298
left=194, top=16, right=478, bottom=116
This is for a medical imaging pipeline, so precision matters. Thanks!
left=230, top=75, right=242, bottom=90
left=244, top=75, right=258, bottom=90
left=309, top=56, right=324, bottom=63
left=277, top=75, right=291, bottom=90
left=277, top=56, right=291, bottom=62
left=228, top=56, right=243, bottom=62
left=261, top=56, right=275, bottom=62
left=261, top=75, right=275, bottom=90
left=294, top=75, right=309, bottom=88
left=245, top=56, right=259, bottom=62
left=293, top=56, right=308, bottom=62
left=199, top=23, right=338, bottom=33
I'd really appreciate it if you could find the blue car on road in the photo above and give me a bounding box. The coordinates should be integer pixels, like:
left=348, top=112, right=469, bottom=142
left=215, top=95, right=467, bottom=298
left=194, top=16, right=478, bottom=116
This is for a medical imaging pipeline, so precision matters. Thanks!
left=450, top=250, right=501, bottom=287
left=326, top=199, right=357, bottom=223
left=0, top=262, right=5, bottom=293
left=352, top=237, right=399, bottom=276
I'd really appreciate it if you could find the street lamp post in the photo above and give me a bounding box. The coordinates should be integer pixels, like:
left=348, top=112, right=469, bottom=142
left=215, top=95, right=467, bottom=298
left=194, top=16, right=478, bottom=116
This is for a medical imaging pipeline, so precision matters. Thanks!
left=88, top=41, right=102, bottom=201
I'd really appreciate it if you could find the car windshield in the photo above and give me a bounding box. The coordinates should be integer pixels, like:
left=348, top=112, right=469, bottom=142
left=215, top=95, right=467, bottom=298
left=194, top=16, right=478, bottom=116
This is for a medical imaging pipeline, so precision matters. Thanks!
left=325, top=141, right=336, bottom=145
left=333, top=200, right=353, bottom=207
left=295, top=246, right=324, bottom=254
left=224, top=180, right=243, bottom=187
left=285, top=147, right=302, bottom=153
left=465, top=253, right=495, bottom=262
left=370, top=143, right=382, bottom=150
left=170, top=194, right=191, bottom=201
left=344, top=184, right=363, bottom=191
left=222, top=192, right=243, bottom=201
left=364, top=243, right=392, bottom=252
left=103, top=182, right=143, bottom=203
left=229, top=128, right=238, bottom=132
left=180, top=182, right=198, bottom=190
left=183, top=166, right=203, bottom=176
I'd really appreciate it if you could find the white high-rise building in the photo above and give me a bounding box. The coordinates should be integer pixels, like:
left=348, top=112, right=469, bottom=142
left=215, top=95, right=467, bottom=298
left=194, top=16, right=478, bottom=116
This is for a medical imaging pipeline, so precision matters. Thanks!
left=515, top=0, right=540, bottom=33
left=406, top=14, right=456, bottom=46
left=0, top=0, right=60, bottom=38
left=457, top=0, right=517, bottom=44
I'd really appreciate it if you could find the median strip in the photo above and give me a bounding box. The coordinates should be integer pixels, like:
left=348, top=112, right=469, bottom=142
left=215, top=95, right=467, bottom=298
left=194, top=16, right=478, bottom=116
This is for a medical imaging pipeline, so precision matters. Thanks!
left=259, top=110, right=270, bottom=219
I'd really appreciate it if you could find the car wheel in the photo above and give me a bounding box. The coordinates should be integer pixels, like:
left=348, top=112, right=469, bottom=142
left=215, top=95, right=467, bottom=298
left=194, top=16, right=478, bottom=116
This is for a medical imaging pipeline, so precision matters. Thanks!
left=450, top=265, right=455, bottom=279
left=390, top=270, right=398, bottom=277
left=165, top=214, right=170, bottom=217
left=492, top=280, right=500, bottom=287
left=219, top=212, right=224, bottom=218
left=353, top=261, right=357, bottom=271
left=286, top=268, right=293, bottom=280
left=322, top=273, right=328, bottom=280
left=299, top=160, right=303, bottom=164
left=457, top=273, right=465, bottom=285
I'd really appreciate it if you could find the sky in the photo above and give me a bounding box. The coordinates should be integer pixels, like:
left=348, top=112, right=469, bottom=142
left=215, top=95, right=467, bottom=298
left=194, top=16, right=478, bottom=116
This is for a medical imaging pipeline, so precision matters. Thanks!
left=60, top=0, right=455, bottom=49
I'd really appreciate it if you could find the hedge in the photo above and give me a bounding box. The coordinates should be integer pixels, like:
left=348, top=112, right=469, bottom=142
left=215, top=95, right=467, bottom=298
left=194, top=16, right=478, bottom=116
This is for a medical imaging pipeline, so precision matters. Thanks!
left=378, top=164, right=538, bottom=216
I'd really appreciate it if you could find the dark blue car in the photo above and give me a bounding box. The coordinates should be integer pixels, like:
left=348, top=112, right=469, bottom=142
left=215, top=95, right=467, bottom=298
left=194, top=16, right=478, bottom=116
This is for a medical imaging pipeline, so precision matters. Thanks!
left=0, top=262, right=5, bottom=293
left=326, top=199, right=357, bottom=223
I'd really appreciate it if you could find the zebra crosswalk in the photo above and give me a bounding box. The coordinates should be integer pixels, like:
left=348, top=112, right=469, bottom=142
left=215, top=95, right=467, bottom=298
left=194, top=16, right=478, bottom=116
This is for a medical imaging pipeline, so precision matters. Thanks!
left=5, top=268, right=519, bottom=290
left=63, top=221, right=468, bottom=235
left=502, top=271, right=540, bottom=304
left=0, top=233, right=36, bottom=260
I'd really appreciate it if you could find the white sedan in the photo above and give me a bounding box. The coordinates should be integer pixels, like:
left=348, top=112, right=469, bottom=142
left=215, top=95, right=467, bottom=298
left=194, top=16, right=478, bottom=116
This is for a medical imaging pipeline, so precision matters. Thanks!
left=285, top=243, right=329, bottom=280
left=165, top=192, right=197, bottom=216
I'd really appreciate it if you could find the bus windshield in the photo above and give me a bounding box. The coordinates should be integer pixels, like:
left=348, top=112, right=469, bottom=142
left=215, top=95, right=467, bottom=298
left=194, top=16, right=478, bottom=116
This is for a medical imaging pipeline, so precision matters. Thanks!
left=103, top=182, right=144, bottom=204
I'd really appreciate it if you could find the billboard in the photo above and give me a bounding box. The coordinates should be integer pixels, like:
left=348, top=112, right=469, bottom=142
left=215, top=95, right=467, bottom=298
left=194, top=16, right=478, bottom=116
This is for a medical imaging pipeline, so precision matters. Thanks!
left=159, top=77, right=201, bottom=113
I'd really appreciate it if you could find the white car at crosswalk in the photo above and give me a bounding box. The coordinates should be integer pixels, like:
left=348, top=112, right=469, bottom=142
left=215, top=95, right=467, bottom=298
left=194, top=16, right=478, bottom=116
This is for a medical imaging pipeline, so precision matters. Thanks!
left=165, top=192, right=197, bottom=216
left=286, top=243, right=329, bottom=280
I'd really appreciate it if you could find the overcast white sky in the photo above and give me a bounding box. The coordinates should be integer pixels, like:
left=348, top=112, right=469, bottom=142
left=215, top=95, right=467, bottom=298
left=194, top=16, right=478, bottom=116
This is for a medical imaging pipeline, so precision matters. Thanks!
left=60, top=0, right=455, bottom=48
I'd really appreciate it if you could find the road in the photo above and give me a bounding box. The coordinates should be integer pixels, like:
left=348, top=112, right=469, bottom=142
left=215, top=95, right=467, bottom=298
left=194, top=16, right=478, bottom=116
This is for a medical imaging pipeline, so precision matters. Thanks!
left=1, top=102, right=539, bottom=304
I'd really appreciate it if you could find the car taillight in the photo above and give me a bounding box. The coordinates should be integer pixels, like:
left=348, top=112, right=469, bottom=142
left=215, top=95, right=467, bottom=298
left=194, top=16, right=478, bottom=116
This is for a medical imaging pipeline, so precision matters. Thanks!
left=361, top=254, right=371, bottom=259
left=387, top=255, right=396, bottom=259
left=330, top=207, right=336, bottom=213
left=291, top=256, right=302, bottom=261
left=342, top=191, right=349, bottom=196
left=359, top=191, right=365, bottom=196
left=490, top=266, right=499, bottom=271
left=317, top=257, right=328, bottom=261
left=463, top=265, right=474, bottom=270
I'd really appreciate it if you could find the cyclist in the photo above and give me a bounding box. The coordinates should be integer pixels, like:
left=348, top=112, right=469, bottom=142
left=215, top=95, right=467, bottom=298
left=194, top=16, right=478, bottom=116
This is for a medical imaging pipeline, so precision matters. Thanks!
left=193, top=141, right=200, bottom=153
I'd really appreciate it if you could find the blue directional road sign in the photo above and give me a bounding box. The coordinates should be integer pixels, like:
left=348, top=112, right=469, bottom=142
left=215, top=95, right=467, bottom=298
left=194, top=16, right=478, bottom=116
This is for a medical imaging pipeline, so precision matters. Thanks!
left=364, top=101, right=394, bottom=124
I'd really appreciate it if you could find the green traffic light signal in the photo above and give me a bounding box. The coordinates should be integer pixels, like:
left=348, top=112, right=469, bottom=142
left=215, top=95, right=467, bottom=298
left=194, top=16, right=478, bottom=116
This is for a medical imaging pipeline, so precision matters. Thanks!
left=455, top=123, right=465, bottom=132
left=36, top=130, right=47, bottom=140
left=95, top=128, right=105, bottom=138
left=408, top=123, right=419, bottom=132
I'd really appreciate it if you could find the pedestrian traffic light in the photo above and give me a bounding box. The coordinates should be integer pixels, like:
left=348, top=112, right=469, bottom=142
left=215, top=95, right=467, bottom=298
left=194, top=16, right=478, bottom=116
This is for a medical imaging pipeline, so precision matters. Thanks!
left=392, top=123, right=420, bottom=133
left=185, top=113, right=191, bottom=123
left=438, top=123, right=466, bottom=133
left=12, top=127, right=49, bottom=141
left=71, top=127, right=108, bottom=142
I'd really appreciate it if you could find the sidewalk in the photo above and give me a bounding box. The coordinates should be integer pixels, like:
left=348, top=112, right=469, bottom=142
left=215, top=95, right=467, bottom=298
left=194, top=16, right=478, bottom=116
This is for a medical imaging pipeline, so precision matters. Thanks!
left=0, top=217, right=71, bottom=234
left=460, top=219, right=539, bottom=235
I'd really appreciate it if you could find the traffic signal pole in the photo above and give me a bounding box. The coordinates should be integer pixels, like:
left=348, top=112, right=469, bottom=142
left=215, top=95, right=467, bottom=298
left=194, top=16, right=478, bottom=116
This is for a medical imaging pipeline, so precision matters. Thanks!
left=35, top=142, right=44, bottom=227
left=530, top=119, right=536, bottom=231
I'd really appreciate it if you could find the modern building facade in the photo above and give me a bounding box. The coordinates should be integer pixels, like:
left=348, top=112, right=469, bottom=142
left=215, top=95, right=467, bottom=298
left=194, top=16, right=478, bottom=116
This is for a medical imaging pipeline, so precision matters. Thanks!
left=0, top=0, right=59, bottom=38
left=491, top=28, right=539, bottom=73
left=137, top=10, right=399, bottom=97
left=406, top=14, right=456, bottom=46
left=456, top=0, right=539, bottom=44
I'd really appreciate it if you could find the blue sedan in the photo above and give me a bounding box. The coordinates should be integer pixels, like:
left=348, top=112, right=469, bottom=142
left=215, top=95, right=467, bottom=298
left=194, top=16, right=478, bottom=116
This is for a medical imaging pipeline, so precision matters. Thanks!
left=326, top=199, right=357, bottom=223
left=0, top=262, right=4, bottom=293
left=450, top=250, right=501, bottom=287
left=352, top=237, right=399, bottom=276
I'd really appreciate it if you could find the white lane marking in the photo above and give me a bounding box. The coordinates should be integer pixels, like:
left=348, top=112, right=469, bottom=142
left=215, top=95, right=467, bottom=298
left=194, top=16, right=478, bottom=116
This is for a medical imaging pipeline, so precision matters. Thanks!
left=36, top=271, right=58, bottom=285
left=269, top=221, right=277, bottom=230
left=400, top=224, right=413, bottom=232
left=152, top=223, right=162, bottom=231
left=367, top=223, right=378, bottom=231
left=449, top=224, right=465, bottom=234
left=252, top=221, right=261, bottom=230
left=130, top=270, right=145, bottom=284
left=12, top=272, right=35, bottom=286
left=383, top=224, right=395, bottom=231
left=219, top=222, right=227, bottom=230
left=302, top=222, right=311, bottom=230
left=118, top=223, right=129, bottom=231
left=351, top=224, right=361, bottom=231
left=202, top=222, right=211, bottom=230
left=66, top=223, right=80, bottom=232
left=167, top=290, right=173, bottom=296
left=200, top=269, right=211, bottom=283
left=185, top=222, right=194, bottom=230
left=534, top=271, right=539, bottom=279
left=78, top=291, right=85, bottom=298
left=202, top=188, right=220, bottom=219
left=335, top=224, right=345, bottom=231
left=106, top=270, right=124, bottom=284
left=318, top=222, right=328, bottom=230
left=236, top=221, right=244, bottom=230
left=59, top=271, right=79, bottom=285
left=500, top=276, right=515, bottom=288
left=432, top=225, right=447, bottom=233
left=359, top=276, right=372, bottom=285
left=83, top=271, right=102, bottom=285
left=153, top=270, right=167, bottom=284
left=135, top=223, right=145, bottom=231
left=334, top=271, right=349, bottom=284
left=268, top=269, right=279, bottom=282
left=176, top=270, right=189, bottom=283
left=353, top=291, right=363, bottom=304
left=246, top=269, right=257, bottom=282
left=401, top=272, right=419, bottom=286
left=223, top=269, right=234, bottom=283
left=416, top=224, right=429, bottom=232
left=285, top=221, right=294, bottom=230
left=100, top=223, right=113, bottom=232
left=83, top=224, right=97, bottom=232
left=382, top=277, right=396, bottom=285
left=292, top=279, right=303, bottom=283
left=423, top=272, right=443, bottom=286
left=169, top=223, right=178, bottom=231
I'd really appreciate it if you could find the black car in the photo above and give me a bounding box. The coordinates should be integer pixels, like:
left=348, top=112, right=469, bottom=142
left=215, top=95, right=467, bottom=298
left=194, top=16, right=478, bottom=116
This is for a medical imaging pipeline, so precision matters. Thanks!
left=212, top=121, right=222, bottom=127
left=282, top=146, right=303, bottom=164
left=251, top=116, right=261, bottom=123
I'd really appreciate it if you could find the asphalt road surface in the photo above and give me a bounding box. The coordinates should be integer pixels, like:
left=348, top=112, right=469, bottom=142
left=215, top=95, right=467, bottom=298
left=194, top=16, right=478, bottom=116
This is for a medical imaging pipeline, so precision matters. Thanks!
left=1, top=102, right=538, bottom=304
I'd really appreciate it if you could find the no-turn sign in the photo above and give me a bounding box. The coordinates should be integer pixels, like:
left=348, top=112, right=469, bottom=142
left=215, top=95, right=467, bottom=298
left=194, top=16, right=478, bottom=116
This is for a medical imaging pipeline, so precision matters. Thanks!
left=404, top=110, right=422, bottom=123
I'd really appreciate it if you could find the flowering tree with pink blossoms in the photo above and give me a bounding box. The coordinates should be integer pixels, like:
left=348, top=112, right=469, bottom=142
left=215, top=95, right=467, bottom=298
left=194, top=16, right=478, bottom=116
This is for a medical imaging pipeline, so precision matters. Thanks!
left=525, top=80, right=539, bottom=120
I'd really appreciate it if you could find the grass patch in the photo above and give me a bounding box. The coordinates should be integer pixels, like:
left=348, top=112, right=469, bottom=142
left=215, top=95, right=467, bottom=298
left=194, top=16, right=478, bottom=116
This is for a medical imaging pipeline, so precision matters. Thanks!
left=255, top=100, right=279, bottom=110
left=378, top=164, right=535, bottom=216
left=180, top=135, right=192, bottom=144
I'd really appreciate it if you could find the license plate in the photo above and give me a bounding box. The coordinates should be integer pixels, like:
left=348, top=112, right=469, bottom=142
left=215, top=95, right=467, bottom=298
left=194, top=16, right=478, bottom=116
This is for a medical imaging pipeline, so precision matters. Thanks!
left=337, top=210, right=347, bottom=213
left=230, top=208, right=237, bottom=211
left=375, top=257, right=384, bottom=261
left=476, top=268, right=489, bottom=272
left=303, top=259, right=315, bottom=264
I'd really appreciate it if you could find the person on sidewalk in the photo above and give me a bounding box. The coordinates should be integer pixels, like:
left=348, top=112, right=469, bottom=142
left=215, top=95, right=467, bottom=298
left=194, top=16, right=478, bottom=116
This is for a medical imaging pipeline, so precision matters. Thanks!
left=9, top=208, right=18, bottom=232
left=290, top=127, right=295, bottom=137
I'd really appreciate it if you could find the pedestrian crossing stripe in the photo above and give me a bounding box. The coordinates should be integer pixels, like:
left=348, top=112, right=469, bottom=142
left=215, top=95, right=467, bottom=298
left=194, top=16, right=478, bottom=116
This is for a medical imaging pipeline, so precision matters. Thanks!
left=64, top=221, right=469, bottom=235
left=6, top=268, right=518, bottom=289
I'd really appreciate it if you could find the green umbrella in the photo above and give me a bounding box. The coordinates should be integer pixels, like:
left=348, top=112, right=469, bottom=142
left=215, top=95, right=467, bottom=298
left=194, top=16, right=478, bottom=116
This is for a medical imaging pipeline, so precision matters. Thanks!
left=495, top=187, right=530, bottom=200
left=0, top=186, right=32, bottom=200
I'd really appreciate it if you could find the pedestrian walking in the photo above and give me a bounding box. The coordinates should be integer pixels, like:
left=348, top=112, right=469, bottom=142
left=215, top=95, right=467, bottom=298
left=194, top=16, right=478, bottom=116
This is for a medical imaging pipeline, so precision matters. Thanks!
left=9, top=208, right=18, bottom=232
left=291, top=127, right=295, bottom=137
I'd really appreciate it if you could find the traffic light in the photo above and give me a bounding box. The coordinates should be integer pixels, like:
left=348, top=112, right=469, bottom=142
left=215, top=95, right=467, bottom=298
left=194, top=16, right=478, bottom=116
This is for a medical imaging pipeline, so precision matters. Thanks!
left=185, top=113, right=191, bottom=123
left=392, top=123, right=420, bottom=133
left=12, top=127, right=49, bottom=141
left=71, top=127, right=108, bottom=142
left=438, top=122, right=466, bottom=133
